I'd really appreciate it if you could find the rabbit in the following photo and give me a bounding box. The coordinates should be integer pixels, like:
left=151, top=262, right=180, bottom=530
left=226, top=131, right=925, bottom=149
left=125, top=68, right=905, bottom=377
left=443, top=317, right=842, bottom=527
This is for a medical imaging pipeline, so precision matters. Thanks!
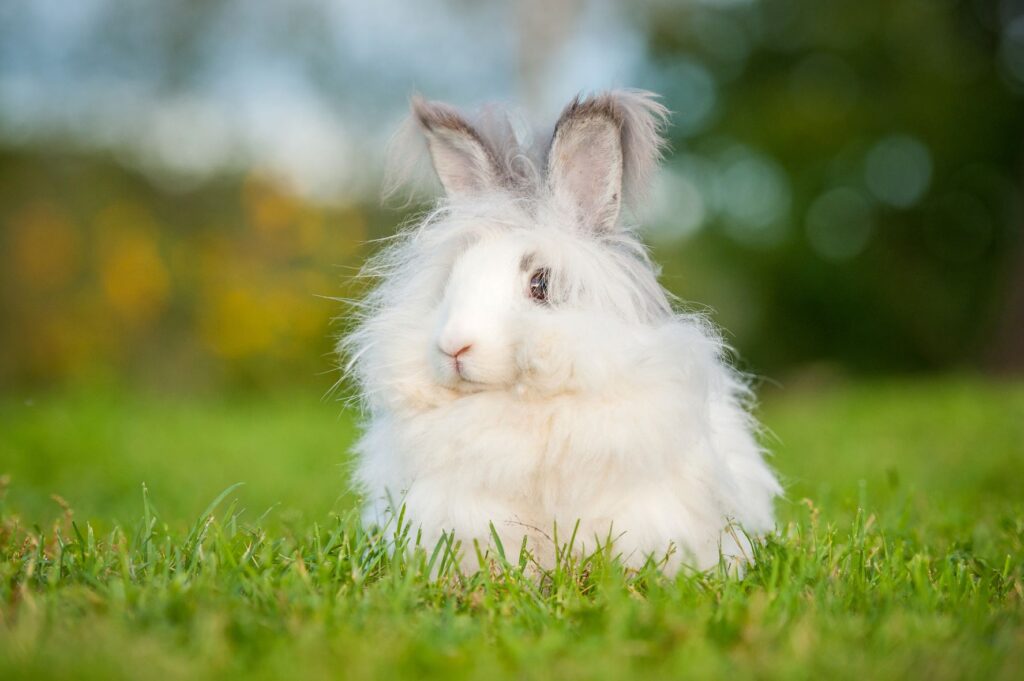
left=341, top=90, right=781, bottom=574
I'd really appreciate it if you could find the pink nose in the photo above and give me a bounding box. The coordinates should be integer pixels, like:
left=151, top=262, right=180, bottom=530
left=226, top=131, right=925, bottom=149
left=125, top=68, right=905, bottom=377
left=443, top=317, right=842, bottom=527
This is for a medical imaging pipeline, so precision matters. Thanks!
left=443, top=344, right=472, bottom=359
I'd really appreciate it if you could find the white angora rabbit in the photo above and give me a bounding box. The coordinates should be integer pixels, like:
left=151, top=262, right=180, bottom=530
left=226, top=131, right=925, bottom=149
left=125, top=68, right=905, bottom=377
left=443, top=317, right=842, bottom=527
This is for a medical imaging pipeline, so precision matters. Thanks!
left=342, top=90, right=780, bottom=573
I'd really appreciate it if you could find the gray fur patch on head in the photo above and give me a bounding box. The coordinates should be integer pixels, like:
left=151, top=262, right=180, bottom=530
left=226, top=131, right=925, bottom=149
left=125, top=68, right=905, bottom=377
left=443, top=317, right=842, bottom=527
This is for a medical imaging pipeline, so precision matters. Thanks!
left=519, top=252, right=537, bottom=273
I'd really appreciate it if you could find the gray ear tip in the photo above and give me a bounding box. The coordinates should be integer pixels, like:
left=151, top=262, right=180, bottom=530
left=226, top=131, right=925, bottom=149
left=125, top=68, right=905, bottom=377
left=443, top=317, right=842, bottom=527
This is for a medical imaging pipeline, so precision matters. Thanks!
left=408, top=94, right=475, bottom=137
left=553, top=89, right=670, bottom=145
left=556, top=91, right=624, bottom=130
left=604, top=89, right=671, bottom=123
left=409, top=94, right=437, bottom=129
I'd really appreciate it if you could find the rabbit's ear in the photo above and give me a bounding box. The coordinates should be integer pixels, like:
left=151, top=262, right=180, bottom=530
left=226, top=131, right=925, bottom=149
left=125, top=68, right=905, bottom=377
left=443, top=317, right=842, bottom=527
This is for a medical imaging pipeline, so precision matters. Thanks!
left=547, top=96, right=624, bottom=233
left=547, top=91, right=669, bottom=234
left=410, top=95, right=504, bottom=198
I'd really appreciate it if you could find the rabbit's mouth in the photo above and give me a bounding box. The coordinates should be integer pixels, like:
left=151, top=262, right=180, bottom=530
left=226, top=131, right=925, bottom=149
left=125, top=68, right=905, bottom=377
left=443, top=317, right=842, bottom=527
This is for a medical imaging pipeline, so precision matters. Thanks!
left=451, top=359, right=501, bottom=392
left=435, top=355, right=487, bottom=393
left=435, top=356, right=515, bottom=395
left=439, top=370, right=498, bottom=395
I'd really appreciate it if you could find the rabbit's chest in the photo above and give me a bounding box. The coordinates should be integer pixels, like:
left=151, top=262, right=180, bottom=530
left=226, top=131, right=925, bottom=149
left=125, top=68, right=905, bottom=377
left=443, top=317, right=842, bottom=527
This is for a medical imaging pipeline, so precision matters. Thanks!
left=402, top=392, right=667, bottom=497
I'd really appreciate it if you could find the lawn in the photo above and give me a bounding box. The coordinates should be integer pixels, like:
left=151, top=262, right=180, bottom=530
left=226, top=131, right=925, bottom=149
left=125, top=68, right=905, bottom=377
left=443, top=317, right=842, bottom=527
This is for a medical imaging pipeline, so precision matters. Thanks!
left=1, top=378, right=1022, bottom=679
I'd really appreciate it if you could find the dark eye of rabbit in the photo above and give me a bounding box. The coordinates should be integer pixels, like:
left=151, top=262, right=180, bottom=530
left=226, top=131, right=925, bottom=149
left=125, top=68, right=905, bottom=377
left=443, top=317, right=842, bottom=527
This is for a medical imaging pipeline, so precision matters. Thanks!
left=528, top=268, right=549, bottom=304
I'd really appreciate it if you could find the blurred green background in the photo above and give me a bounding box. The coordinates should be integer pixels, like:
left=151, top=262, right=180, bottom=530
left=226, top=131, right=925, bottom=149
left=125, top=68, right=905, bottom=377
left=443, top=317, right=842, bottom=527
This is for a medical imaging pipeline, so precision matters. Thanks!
left=2, top=0, right=1023, bottom=393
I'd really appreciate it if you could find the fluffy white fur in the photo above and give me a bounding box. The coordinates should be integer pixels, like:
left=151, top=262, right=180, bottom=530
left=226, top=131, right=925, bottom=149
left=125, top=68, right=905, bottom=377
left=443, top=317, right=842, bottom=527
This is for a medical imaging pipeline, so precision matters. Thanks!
left=342, top=90, right=781, bottom=573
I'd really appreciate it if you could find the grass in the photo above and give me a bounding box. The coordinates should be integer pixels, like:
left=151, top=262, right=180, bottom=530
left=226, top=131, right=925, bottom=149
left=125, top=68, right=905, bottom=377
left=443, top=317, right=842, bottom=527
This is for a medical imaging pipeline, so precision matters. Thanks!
left=0, top=378, right=1022, bottom=679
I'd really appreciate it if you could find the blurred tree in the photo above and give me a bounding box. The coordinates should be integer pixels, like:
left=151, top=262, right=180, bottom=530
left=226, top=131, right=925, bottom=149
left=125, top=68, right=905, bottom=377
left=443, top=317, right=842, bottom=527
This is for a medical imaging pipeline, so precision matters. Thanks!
left=642, top=0, right=1024, bottom=375
left=0, top=149, right=373, bottom=390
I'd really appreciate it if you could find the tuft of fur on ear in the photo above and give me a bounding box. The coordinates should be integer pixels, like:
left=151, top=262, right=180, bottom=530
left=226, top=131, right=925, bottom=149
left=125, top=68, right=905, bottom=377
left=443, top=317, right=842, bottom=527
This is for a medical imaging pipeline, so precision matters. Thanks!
left=614, top=90, right=670, bottom=206
left=546, top=90, right=669, bottom=232
left=407, top=95, right=505, bottom=198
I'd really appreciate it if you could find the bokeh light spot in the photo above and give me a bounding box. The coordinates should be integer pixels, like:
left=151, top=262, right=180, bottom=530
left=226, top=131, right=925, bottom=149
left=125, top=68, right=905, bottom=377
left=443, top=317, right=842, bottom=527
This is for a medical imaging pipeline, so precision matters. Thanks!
left=864, top=134, right=932, bottom=208
left=649, top=165, right=707, bottom=240
left=94, top=202, right=170, bottom=327
left=658, top=59, right=717, bottom=136
left=715, top=148, right=792, bottom=246
left=805, top=187, right=874, bottom=261
left=1000, top=15, right=1024, bottom=86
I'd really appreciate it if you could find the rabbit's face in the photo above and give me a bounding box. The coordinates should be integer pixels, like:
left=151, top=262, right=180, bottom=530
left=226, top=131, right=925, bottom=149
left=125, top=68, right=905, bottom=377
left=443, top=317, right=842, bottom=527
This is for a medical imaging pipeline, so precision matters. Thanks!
left=350, top=91, right=674, bottom=403
left=431, top=231, right=547, bottom=391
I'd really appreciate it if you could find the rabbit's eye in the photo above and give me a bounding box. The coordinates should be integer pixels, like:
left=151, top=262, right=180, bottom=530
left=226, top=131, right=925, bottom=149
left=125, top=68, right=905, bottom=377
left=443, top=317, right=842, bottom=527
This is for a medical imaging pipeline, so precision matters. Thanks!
left=529, top=268, right=549, bottom=304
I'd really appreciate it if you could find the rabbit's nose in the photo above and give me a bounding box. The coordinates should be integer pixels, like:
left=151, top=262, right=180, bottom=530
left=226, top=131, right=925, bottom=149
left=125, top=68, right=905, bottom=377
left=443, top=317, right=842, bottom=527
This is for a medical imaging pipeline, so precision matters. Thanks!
left=440, top=343, right=473, bottom=359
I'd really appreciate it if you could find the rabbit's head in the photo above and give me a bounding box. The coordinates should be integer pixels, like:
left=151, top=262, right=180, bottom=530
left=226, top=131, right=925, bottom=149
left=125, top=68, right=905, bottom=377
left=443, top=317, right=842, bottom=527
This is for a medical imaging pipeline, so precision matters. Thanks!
left=348, top=91, right=674, bottom=405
